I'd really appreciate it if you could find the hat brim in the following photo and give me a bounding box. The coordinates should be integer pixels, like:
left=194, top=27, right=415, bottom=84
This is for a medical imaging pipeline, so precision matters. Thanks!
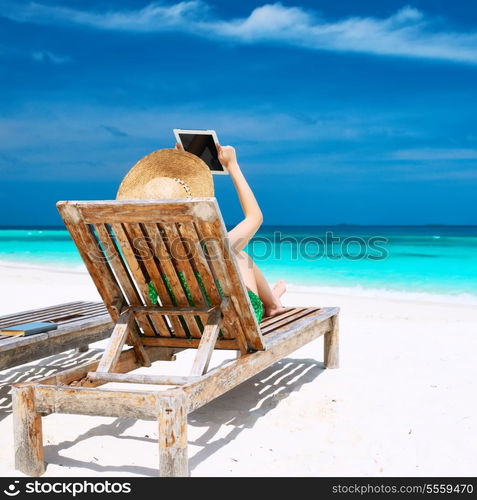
left=116, top=149, right=214, bottom=200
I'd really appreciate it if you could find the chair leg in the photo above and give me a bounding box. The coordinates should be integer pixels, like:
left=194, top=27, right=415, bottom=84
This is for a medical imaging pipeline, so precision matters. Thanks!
left=324, top=314, right=339, bottom=369
left=158, top=394, right=188, bottom=477
left=12, top=385, right=45, bottom=476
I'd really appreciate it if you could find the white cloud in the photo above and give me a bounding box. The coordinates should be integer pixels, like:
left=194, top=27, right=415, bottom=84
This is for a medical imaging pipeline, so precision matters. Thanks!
left=3, top=2, right=477, bottom=64
left=0, top=44, right=70, bottom=63
left=32, top=50, right=71, bottom=64
left=400, top=169, right=477, bottom=181
left=391, top=148, right=477, bottom=160
left=3, top=1, right=205, bottom=31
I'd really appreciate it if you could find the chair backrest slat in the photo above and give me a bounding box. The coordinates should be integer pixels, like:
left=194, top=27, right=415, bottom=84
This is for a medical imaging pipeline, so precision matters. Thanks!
left=122, top=222, right=175, bottom=336
left=140, top=222, right=195, bottom=337
left=147, top=222, right=203, bottom=338
left=161, top=222, right=208, bottom=308
left=108, top=222, right=162, bottom=336
left=57, top=199, right=265, bottom=352
left=177, top=221, right=223, bottom=305
left=174, top=221, right=238, bottom=342
left=79, top=200, right=211, bottom=224
left=161, top=222, right=212, bottom=339
left=94, top=223, right=141, bottom=305
left=93, top=223, right=162, bottom=337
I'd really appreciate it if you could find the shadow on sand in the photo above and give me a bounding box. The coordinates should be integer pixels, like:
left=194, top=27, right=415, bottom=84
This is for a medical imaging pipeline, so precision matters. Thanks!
left=30, top=357, right=325, bottom=476
left=0, top=349, right=103, bottom=423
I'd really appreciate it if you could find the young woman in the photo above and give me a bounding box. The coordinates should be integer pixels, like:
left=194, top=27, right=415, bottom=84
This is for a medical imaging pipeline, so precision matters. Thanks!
left=177, top=142, right=287, bottom=321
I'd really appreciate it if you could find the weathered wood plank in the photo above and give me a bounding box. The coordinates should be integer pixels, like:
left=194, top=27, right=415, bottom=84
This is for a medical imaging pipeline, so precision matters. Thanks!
left=263, top=308, right=339, bottom=348
left=64, top=198, right=219, bottom=224
left=88, top=214, right=194, bottom=223
left=261, top=308, right=320, bottom=335
left=49, top=308, right=108, bottom=324
left=259, top=307, right=303, bottom=328
left=125, top=327, right=152, bottom=368
left=27, top=347, right=180, bottom=387
left=0, top=300, right=102, bottom=316
left=34, top=385, right=160, bottom=419
left=0, top=301, right=88, bottom=322
left=12, top=385, right=45, bottom=476
left=87, top=372, right=200, bottom=386
left=158, top=394, right=188, bottom=477
left=133, top=311, right=210, bottom=334
left=132, top=305, right=214, bottom=315
left=0, top=321, right=113, bottom=371
left=0, top=301, right=107, bottom=328
left=222, top=298, right=248, bottom=354
left=140, top=336, right=239, bottom=350
left=324, top=314, right=339, bottom=369
left=96, top=310, right=134, bottom=373
left=190, top=308, right=222, bottom=376
left=0, top=313, right=112, bottom=352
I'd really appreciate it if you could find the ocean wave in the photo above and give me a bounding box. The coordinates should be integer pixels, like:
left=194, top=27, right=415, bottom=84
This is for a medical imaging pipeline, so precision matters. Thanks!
left=0, top=259, right=88, bottom=274
left=286, top=283, right=477, bottom=305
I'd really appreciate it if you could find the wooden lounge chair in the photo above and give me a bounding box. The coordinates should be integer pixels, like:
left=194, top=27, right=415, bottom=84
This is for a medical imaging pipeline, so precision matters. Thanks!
left=0, top=301, right=112, bottom=371
left=12, top=198, right=339, bottom=477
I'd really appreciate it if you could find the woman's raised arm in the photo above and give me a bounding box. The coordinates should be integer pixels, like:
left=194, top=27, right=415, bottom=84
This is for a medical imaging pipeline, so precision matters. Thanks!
left=217, top=145, right=263, bottom=252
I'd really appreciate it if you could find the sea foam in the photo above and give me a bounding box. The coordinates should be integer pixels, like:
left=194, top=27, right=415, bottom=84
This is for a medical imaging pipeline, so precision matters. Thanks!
left=286, top=283, right=477, bottom=305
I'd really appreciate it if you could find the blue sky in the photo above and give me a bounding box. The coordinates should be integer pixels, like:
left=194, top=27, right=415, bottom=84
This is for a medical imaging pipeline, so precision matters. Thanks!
left=1, top=0, right=476, bottom=226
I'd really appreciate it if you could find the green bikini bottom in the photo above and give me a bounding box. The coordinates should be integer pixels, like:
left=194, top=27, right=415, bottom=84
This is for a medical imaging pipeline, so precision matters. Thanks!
left=147, top=270, right=264, bottom=324
left=246, top=288, right=264, bottom=324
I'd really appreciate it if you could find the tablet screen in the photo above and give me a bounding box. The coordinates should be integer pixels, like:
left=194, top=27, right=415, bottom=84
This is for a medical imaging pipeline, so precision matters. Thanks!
left=178, top=133, right=223, bottom=172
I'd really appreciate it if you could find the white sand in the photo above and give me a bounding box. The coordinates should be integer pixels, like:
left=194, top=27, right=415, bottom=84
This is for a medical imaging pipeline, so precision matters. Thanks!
left=1, top=262, right=476, bottom=477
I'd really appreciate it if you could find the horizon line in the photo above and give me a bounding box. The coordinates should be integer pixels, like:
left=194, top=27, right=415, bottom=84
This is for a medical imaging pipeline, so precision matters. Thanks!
left=2, top=224, right=477, bottom=229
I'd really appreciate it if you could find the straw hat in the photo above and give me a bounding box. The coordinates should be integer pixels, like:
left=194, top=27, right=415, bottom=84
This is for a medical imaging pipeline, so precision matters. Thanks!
left=116, top=148, right=214, bottom=200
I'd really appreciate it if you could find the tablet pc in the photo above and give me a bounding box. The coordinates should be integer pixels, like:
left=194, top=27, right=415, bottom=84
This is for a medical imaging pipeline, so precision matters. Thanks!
left=173, top=129, right=228, bottom=175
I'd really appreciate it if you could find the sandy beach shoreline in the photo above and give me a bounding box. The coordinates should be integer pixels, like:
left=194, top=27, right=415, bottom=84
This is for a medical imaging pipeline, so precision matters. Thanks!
left=1, top=263, right=476, bottom=476
left=1, top=259, right=476, bottom=315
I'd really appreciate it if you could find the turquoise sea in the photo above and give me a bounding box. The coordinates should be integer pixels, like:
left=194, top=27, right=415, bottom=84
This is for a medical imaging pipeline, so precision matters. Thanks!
left=1, top=226, right=477, bottom=302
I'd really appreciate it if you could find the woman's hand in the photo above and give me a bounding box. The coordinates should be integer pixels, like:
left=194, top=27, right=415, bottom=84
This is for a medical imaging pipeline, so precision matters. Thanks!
left=217, top=144, right=239, bottom=173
